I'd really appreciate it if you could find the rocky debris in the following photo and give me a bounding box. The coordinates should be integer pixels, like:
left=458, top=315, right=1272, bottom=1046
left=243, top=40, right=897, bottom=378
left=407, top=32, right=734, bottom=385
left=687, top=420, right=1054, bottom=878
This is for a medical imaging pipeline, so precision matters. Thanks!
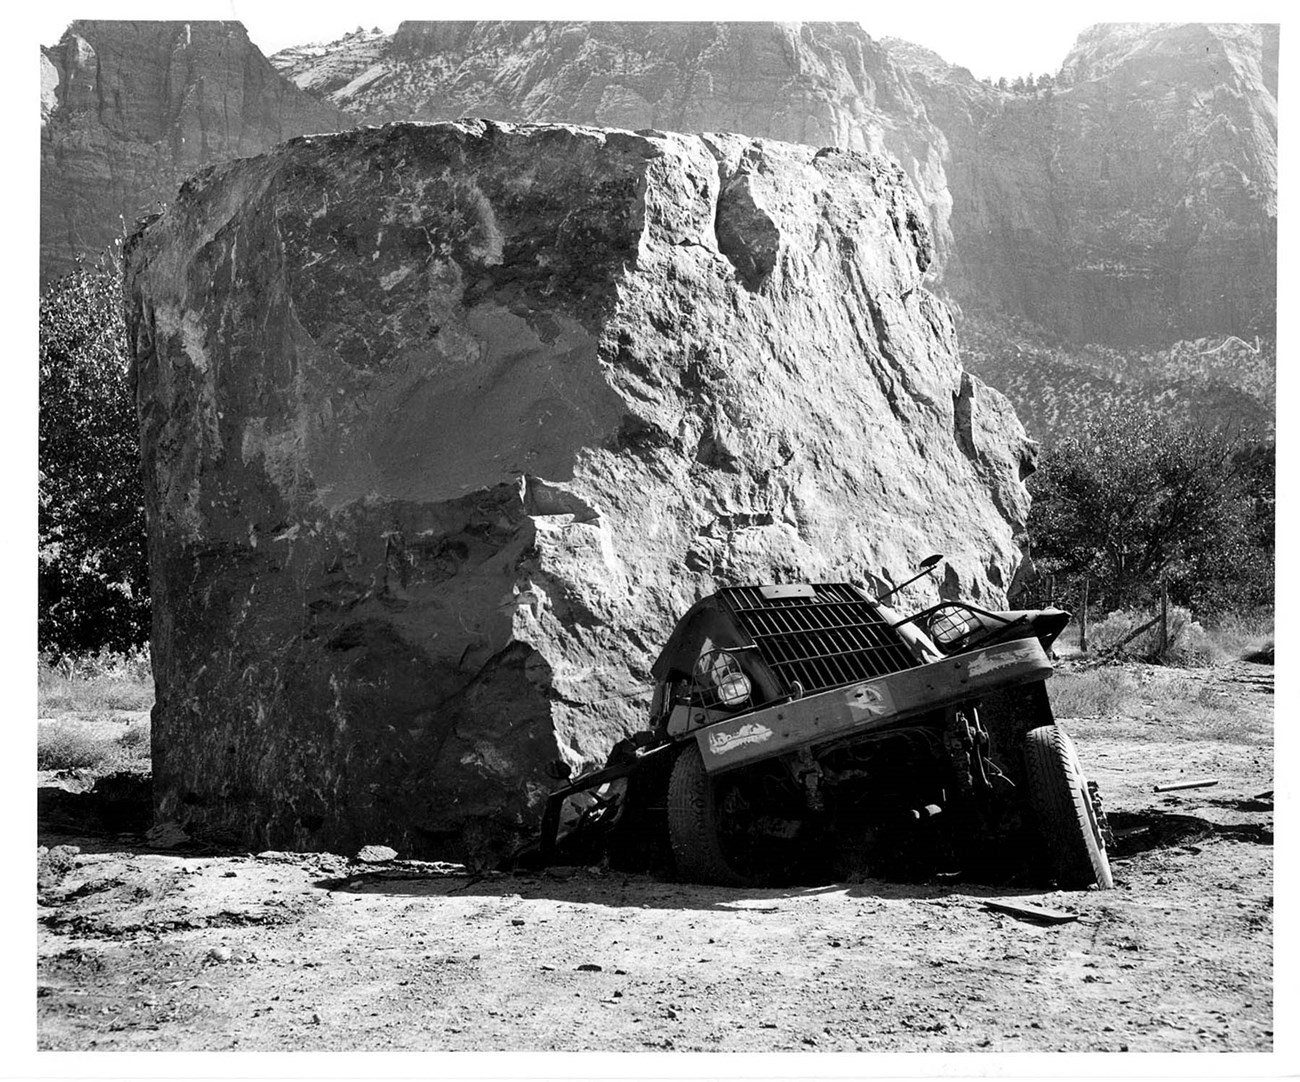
left=40, top=20, right=351, bottom=283
left=145, top=821, right=191, bottom=848
left=124, top=119, right=1036, bottom=863
left=38, top=845, right=82, bottom=901
left=354, top=846, right=399, bottom=864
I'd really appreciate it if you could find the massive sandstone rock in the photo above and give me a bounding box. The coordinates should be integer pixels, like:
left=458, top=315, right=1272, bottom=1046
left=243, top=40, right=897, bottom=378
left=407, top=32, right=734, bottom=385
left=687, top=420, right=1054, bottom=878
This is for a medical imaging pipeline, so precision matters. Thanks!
left=40, top=20, right=350, bottom=283
left=124, top=121, right=1035, bottom=860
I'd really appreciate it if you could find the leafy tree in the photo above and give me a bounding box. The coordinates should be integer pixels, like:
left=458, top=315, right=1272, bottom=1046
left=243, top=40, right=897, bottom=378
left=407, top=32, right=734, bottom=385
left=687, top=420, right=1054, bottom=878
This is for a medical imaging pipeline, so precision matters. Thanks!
left=1026, top=409, right=1273, bottom=615
left=39, top=268, right=150, bottom=655
left=996, top=76, right=1008, bottom=92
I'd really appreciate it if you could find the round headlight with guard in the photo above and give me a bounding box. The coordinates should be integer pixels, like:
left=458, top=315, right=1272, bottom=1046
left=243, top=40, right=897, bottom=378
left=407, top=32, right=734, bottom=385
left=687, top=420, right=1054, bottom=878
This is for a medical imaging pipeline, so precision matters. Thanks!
left=694, top=650, right=752, bottom=707
left=927, top=605, right=977, bottom=647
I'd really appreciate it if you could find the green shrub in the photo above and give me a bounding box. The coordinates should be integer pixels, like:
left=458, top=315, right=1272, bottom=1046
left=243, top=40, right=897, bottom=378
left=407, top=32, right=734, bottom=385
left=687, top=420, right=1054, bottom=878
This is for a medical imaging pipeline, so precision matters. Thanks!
left=1085, top=606, right=1224, bottom=666
left=1026, top=408, right=1273, bottom=616
left=39, top=268, right=149, bottom=656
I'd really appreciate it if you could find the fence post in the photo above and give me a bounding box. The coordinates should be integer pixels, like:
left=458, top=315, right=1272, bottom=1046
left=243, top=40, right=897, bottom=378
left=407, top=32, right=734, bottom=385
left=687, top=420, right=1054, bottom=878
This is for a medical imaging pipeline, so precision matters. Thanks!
left=1160, top=577, right=1169, bottom=657
left=1080, top=576, right=1089, bottom=654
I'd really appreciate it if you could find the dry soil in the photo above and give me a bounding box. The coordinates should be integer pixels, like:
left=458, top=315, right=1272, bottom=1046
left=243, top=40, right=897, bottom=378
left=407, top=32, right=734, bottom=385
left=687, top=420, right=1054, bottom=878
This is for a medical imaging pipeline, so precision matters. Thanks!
left=36, top=661, right=1274, bottom=1052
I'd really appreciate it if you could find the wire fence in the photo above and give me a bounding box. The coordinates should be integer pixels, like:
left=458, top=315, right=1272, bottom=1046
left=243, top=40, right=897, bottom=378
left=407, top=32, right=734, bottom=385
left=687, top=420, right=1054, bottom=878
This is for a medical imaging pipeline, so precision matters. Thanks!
left=1016, top=572, right=1175, bottom=658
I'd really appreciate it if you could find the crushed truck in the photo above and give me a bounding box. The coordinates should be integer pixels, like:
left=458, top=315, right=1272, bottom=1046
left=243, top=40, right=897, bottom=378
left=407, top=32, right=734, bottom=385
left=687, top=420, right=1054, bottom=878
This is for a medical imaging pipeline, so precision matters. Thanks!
left=538, top=558, right=1114, bottom=889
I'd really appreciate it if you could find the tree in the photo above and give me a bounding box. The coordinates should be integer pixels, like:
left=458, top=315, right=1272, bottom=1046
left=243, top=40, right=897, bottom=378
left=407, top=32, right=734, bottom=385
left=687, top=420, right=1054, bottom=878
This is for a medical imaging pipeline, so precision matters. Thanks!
left=1026, top=409, right=1273, bottom=615
left=39, top=268, right=150, bottom=655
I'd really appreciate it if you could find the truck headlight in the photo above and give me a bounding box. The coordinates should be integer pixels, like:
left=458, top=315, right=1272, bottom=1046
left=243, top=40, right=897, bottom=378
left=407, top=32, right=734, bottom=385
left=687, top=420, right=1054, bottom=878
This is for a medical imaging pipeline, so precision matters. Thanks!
left=695, top=650, right=752, bottom=707
left=927, top=605, right=977, bottom=647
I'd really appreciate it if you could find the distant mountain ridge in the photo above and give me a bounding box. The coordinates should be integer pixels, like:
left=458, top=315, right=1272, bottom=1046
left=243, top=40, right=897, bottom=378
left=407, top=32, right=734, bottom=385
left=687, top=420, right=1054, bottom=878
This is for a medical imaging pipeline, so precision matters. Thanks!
left=893, top=21, right=1277, bottom=347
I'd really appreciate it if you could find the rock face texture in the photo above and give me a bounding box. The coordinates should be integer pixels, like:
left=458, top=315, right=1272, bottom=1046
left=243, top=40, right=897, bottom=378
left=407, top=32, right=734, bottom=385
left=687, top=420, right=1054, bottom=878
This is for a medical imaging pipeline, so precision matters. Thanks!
left=40, top=20, right=350, bottom=283
left=886, top=23, right=1278, bottom=346
left=124, top=121, right=1035, bottom=860
left=272, top=22, right=957, bottom=281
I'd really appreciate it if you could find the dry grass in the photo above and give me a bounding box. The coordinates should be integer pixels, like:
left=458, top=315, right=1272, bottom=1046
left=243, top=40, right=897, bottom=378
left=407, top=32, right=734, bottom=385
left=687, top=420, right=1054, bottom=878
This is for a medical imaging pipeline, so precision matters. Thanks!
left=1050, top=662, right=1271, bottom=745
left=38, top=648, right=154, bottom=716
left=38, top=649, right=153, bottom=775
left=37, top=716, right=151, bottom=773
left=1048, top=665, right=1143, bottom=719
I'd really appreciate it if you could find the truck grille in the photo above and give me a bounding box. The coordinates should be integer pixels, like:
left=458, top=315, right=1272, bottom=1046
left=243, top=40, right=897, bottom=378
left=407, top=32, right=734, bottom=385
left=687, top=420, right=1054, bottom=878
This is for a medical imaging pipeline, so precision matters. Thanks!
left=719, top=583, right=918, bottom=695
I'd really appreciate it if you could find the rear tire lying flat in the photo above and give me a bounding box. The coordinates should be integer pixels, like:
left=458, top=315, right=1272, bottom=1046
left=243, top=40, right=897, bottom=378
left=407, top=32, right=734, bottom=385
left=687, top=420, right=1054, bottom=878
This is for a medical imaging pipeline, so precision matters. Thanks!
left=1023, top=724, right=1114, bottom=890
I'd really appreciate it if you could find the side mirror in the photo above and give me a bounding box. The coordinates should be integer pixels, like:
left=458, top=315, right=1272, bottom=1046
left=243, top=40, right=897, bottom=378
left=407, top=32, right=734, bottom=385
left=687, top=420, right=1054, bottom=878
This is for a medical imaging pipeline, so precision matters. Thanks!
left=877, top=553, right=946, bottom=602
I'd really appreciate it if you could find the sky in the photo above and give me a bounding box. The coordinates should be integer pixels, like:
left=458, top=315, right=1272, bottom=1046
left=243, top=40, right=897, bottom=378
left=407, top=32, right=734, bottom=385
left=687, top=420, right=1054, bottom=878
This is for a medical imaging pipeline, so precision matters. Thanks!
left=29, top=0, right=1288, bottom=83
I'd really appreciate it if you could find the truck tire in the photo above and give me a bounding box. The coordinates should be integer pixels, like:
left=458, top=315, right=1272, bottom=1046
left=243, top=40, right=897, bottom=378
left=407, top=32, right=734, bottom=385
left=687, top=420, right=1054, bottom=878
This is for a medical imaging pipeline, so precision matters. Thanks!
left=1023, top=724, right=1114, bottom=890
left=666, top=743, right=753, bottom=886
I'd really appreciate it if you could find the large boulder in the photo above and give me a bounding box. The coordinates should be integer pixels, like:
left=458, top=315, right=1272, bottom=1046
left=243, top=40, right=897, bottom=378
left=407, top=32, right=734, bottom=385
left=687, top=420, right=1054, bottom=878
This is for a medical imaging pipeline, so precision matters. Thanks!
left=124, top=120, right=1036, bottom=861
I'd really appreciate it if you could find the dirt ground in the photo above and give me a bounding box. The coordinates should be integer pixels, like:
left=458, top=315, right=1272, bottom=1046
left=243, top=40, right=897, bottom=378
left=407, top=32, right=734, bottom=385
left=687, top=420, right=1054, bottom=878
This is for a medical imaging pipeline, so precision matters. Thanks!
left=35, top=661, right=1275, bottom=1053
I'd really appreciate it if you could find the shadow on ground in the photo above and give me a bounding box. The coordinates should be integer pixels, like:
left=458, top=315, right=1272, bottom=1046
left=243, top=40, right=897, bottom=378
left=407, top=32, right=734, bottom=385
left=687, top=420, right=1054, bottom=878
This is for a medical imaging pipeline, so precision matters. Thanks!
left=1109, top=807, right=1273, bottom=853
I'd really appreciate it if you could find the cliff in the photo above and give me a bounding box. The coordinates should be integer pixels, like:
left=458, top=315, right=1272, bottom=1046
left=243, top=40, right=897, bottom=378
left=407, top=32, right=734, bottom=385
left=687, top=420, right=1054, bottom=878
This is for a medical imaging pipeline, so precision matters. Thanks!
left=41, top=20, right=351, bottom=283
left=123, top=121, right=1035, bottom=859
left=886, top=22, right=1278, bottom=346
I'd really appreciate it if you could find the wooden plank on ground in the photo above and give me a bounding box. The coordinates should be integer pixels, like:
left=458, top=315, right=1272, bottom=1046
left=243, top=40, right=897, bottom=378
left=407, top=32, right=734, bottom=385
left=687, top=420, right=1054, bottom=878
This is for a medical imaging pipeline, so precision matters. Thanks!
left=981, top=899, right=1079, bottom=925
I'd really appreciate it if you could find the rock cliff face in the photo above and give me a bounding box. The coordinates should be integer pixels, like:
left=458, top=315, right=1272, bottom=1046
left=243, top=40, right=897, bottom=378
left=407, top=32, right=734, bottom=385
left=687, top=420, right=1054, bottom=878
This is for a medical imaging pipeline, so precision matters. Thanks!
left=124, top=121, right=1034, bottom=860
left=886, top=23, right=1277, bottom=345
left=41, top=20, right=350, bottom=283
left=272, top=22, right=957, bottom=282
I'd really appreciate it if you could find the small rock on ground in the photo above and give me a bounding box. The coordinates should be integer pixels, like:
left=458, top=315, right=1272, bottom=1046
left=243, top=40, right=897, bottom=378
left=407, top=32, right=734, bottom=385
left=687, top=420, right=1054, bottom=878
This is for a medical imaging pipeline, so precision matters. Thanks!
left=354, top=845, right=398, bottom=864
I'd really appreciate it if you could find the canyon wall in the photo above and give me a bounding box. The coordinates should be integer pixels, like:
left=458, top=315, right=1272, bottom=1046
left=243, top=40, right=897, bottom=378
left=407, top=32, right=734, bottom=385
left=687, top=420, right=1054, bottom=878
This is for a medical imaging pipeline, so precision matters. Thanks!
left=41, top=20, right=349, bottom=283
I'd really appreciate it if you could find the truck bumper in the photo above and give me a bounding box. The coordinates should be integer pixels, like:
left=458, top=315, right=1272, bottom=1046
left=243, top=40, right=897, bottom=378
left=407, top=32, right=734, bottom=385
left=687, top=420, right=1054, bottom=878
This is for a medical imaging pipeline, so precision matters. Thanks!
left=694, top=637, right=1054, bottom=774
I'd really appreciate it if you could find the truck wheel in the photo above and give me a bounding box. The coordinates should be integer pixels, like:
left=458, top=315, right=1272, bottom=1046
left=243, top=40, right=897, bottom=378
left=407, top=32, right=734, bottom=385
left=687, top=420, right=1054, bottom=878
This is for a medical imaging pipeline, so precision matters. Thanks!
left=667, top=743, right=803, bottom=886
left=1022, top=725, right=1114, bottom=890
left=667, top=743, right=753, bottom=886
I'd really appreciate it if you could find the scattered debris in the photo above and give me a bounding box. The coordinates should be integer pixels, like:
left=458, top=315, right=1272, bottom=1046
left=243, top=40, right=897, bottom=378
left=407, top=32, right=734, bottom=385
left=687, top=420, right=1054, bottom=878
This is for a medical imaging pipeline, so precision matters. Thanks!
left=354, top=845, right=398, bottom=864
left=206, top=946, right=233, bottom=964
left=981, top=900, right=1079, bottom=925
left=145, top=821, right=190, bottom=848
left=1153, top=779, right=1218, bottom=793
left=576, top=963, right=603, bottom=972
